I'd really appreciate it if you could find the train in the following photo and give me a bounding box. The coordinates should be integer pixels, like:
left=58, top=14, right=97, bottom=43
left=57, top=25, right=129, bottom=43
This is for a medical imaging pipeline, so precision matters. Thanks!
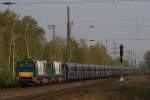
left=15, top=58, right=132, bottom=87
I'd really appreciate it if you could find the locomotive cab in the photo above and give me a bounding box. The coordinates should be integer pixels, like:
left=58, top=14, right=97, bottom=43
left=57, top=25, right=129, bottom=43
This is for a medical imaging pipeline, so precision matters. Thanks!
left=15, top=59, right=37, bottom=86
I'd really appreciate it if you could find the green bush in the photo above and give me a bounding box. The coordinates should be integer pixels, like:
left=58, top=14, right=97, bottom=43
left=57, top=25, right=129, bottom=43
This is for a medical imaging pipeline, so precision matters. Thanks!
left=0, top=70, right=18, bottom=88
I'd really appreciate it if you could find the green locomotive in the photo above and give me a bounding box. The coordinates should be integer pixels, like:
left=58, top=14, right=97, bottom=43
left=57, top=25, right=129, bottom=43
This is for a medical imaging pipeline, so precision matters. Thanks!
left=16, top=58, right=66, bottom=86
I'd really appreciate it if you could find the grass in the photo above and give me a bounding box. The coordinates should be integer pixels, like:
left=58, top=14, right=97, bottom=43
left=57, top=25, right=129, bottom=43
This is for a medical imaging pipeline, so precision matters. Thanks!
left=81, top=86, right=150, bottom=100
left=80, top=76, right=150, bottom=100
left=0, top=70, right=18, bottom=89
left=108, top=85, right=150, bottom=97
left=0, top=80, right=18, bottom=89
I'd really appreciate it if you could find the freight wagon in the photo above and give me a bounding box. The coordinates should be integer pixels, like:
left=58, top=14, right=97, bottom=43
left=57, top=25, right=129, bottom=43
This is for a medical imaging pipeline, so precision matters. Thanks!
left=15, top=58, right=131, bottom=87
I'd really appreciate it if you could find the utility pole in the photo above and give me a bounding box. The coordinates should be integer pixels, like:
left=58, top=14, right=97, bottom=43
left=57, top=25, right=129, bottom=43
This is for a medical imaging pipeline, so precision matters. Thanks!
left=67, top=4, right=72, bottom=62
left=67, top=4, right=71, bottom=45
left=113, top=0, right=115, bottom=6
left=135, top=18, right=138, bottom=40
left=135, top=18, right=138, bottom=68
left=48, top=25, right=56, bottom=60
left=111, top=42, right=118, bottom=58
left=127, top=50, right=133, bottom=66
left=105, top=40, right=108, bottom=51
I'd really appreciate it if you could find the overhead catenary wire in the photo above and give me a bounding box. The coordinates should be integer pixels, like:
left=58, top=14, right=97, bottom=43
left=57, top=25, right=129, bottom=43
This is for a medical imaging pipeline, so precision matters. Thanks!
left=1, top=0, right=150, bottom=5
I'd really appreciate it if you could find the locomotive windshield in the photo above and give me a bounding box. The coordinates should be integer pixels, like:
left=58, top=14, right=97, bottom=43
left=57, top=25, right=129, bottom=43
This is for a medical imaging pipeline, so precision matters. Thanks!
left=17, top=62, right=35, bottom=68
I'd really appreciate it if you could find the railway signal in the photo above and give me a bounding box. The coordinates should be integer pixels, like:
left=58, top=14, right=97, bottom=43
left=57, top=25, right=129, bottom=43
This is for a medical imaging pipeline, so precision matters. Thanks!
left=120, top=44, right=124, bottom=63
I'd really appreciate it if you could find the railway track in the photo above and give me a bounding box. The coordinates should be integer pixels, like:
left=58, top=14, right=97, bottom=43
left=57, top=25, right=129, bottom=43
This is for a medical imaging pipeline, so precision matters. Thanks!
left=0, top=79, right=116, bottom=100
left=26, top=86, right=83, bottom=100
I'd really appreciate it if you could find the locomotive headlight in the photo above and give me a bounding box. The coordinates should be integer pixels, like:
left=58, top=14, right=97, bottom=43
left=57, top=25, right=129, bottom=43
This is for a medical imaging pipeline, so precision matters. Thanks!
left=19, top=72, right=33, bottom=77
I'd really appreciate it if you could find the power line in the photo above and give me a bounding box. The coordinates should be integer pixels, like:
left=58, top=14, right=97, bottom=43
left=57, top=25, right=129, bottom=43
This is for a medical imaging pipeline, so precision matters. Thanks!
left=74, top=18, right=150, bottom=22
left=91, top=38, right=150, bottom=41
left=1, top=0, right=150, bottom=5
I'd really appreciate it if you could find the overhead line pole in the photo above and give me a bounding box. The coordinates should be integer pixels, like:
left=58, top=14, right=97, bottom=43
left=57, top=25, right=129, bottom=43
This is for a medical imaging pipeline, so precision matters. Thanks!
left=67, top=0, right=72, bottom=62
left=67, top=6, right=71, bottom=46
left=135, top=18, right=138, bottom=67
left=48, top=25, right=56, bottom=60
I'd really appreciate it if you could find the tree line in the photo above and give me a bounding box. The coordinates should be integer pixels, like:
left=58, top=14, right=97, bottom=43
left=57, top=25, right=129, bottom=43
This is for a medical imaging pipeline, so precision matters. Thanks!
left=0, top=10, right=123, bottom=86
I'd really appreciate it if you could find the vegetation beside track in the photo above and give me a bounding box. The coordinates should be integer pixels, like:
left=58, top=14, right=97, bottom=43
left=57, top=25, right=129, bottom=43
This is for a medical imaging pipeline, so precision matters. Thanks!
left=80, top=76, right=150, bottom=100
left=0, top=80, right=17, bottom=89
left=0, top=76, right=149, bottom=100
left=0, top=71, right=18, bottom=88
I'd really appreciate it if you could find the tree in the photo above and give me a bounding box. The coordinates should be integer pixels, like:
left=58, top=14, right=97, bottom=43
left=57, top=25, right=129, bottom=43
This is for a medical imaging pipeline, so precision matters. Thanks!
left=18, top=16, right=45, bottom=59
left=144, top=51, right=150, bottom=62
left=43, top=36, right=66, bottom=61
left=142, top=51, right=150, bottom=74
left=0, top=10, right=45, bottom=81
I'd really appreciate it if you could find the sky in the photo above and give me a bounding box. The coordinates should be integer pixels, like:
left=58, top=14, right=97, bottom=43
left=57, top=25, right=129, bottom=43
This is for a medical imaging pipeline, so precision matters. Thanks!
left=0, top=0, right=150, bottom=64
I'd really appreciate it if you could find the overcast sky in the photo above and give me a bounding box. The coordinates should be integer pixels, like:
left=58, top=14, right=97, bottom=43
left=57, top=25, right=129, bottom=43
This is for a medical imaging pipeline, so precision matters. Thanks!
left=0, top=0, right=150, bottom=63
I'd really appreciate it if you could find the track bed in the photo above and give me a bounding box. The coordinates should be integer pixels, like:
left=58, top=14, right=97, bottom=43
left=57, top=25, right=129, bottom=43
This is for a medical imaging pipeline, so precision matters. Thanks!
left=0, top=79, right=115, bottom=100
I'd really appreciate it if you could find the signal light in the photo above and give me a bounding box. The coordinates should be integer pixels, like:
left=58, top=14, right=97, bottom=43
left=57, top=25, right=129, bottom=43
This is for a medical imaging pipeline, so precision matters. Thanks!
left=120, top=44, right=124, bottom=63
left=16, top=77, right=20, bottom=81
left=120, top=44, right=124, bottom=57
